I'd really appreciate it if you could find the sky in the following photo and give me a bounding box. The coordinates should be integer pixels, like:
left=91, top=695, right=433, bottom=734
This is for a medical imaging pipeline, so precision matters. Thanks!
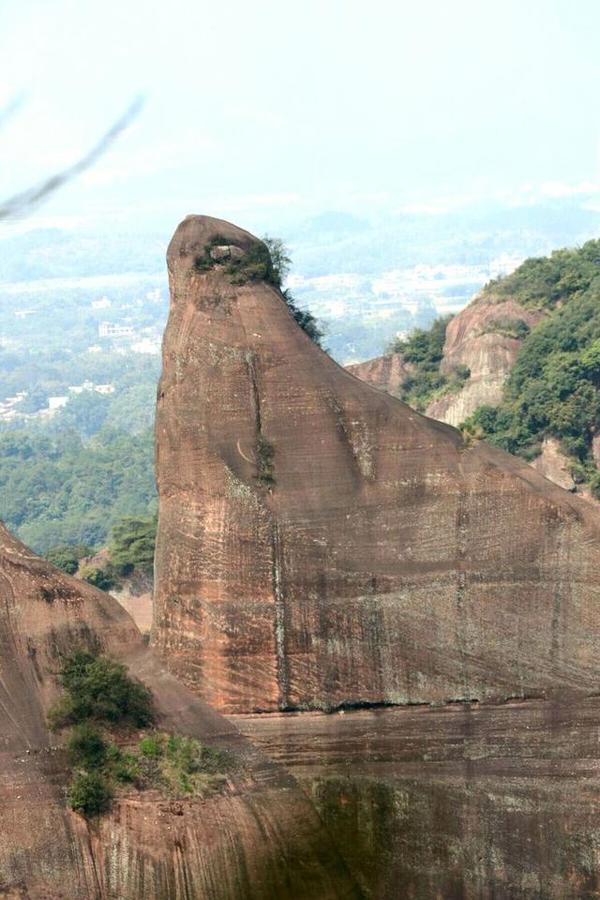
left=1, top=0, right=599, bottom=235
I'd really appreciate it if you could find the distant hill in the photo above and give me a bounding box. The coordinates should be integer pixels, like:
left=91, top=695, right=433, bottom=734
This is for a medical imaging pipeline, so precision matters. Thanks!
left=350, top=239, right=600, bottom=499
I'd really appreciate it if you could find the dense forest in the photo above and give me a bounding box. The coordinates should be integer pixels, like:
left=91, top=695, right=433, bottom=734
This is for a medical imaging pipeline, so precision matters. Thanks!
left=0, top=427, right=156, bottom=551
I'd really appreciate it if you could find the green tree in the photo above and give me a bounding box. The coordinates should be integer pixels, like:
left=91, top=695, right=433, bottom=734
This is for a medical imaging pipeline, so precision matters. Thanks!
left=109, top=515, right=157, bottom=576
left=45, top=543, right=92, bottom=575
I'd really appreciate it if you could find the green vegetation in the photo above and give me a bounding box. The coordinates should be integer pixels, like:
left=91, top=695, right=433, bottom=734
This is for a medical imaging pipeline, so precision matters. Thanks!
left=45, top=543, right=92, bottom=574
left=50, top=650, right=233, bottom=818
left=481, top=316, right=530, bottom=340
left=68, top=771, right=113, bottom=817
left=256, top=436, right=275, bottom=485
left=461, top=241, right=600, bottom=494
left=135, top=732, right=231, bottom=796
left=0, top=349, right=160, bottom=433
left=109, top=514, right=157, bottom=576
left=482, top=239, right=600, bottom=309
left=0, top=426, right=156, bottom=553
left=194, top=233, right=324, bottom=346
left=387, top=315, right=470, bottom=411
left=382, top=239, right=600, bottom=495
left=43, top=514, right=156, bottom=588
left=78, top=564, right=116, bottom=591
left=48, top=651, right=155, bottom=731
left=463, top=280, right=600, bottom=493
left=49, top=650, right=153, bottom=818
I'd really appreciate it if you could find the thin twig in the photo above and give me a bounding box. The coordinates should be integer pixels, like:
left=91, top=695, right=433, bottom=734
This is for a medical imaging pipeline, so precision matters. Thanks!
left=0, top=96, right=144, bottom=220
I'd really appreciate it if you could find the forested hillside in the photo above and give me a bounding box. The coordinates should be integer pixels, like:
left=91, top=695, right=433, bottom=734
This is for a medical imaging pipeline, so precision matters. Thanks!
left=463, top=240, right=600, bottom=494
left=0, top=427, right=156, bottom=551
left=378, top=240, right=600, bottom=496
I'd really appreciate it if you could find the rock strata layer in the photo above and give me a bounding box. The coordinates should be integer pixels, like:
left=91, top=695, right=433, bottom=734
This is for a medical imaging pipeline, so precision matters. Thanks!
left=153, top=215, right=600, bottom=715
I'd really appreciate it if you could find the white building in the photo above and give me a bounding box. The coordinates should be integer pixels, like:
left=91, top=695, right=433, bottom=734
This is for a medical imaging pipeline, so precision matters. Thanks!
left=48, top=396, right=69, bottom=411
left=98, top=322, right=135, bottom=339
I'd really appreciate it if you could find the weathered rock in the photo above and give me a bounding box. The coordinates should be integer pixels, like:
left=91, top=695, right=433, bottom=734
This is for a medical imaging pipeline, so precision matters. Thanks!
left=0, top=522, right=360, bottom=899
left=531, top=437, right=577, bottom=492
left=348, top=297, right=543, bottom=427
left=236, top=699, right=600, bottom=898
left=346, top=352, right=413, bottom=397
left=153, top=215, right=600, bottom=716
left=428, top=296, right=544, bottom=426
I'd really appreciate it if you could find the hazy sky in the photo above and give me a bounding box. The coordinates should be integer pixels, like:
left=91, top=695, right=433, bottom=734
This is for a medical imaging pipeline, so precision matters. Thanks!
left=1, top=0, right=599, bottom=233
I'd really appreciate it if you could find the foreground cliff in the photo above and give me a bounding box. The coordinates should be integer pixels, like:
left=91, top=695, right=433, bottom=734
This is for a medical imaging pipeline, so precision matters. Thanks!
left=0, top=522, right=359, bottom=899
left=153, top=216, right=600, bottom=717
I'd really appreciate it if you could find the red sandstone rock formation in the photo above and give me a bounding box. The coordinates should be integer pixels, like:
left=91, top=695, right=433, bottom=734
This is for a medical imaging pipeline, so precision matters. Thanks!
left=0, top=522, right=359, bottom=899
left=346, top=352, right=413, bottom=397
left=153, top=215, right=600, bottom=716
left=427, top=295, right=544, bottom=425
left=237, top=698, right=600, bottom=898
left=348, top=295, right=543, bottom=427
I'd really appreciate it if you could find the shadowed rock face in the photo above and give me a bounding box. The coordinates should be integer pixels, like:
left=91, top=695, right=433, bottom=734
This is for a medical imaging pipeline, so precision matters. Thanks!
left=236, top=700, right=600, bottom=899
left=0, top=522, right=360, bottom=899
left=153, top=215, right=600, bottom=716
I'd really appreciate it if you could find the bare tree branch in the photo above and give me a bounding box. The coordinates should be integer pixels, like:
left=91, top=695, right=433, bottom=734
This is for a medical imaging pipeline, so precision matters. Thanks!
left=0, top=96, right=144, bottom=221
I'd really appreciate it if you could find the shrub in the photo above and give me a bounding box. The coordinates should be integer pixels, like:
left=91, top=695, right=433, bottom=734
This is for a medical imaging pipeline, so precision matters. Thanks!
left=45, top=544, right=93, bottom=575
left=79, top=564, right=116, bottom=591
left=68, top=724, right=107, bottom=769
left=256, top=436, right=275, bottom=485
left=50, top=651, right=154, bottom=729
left=483, top=317, right=530, bottom=340
left=139, top=734, right=164, bottom=758
left=68, top=771, right=112, bottom=816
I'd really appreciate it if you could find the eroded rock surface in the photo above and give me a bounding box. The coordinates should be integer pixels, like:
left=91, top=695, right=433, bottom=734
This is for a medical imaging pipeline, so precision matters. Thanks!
left=0, top=522, right=360, bottom=899
left=349, top=295, right=543, bottom=428
left=236, top=700, right=600, bottom=899
left=153, top=215, right=600, bottom=716
left=346, top=352, right=413, bottom=397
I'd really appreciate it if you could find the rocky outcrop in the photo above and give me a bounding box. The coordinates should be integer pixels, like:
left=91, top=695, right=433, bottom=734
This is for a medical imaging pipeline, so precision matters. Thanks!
left=428, top=296, right=544, bottom=425
left=531, top=437, right=577, bottom=492
left=346, top=353, right=413, bottom=397
left=153, top=215, right=600, bottom=717
left=349, top=296, right=543, bottom=428
left=0, top=522, right=360, bottom=899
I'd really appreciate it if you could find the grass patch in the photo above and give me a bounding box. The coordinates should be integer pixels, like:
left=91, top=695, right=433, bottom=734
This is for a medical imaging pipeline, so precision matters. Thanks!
left=49, top=650, right=233, bottom=818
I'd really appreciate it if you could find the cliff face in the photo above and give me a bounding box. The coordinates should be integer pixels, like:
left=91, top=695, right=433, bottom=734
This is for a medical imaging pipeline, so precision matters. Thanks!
left=346, top=352, right=413, bottom=397
left=427, top=296, right=544, bottom=425
left=153, top=215, right=600, bottom=717
left=0, top=522, right=360, bottom=899
left=349, top=295, right=543, bottom=427
left=237, top=699, right=600, bottom=899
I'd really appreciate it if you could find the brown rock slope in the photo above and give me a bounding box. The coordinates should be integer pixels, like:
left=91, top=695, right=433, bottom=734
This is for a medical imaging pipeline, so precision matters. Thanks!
left=153, top=215, right=600, bottom=716
left=0, top=523, right=360, bottom=899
